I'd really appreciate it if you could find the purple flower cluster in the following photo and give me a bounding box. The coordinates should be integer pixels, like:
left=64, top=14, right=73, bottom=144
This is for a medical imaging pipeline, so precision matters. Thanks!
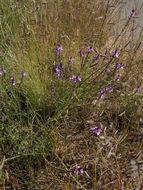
left=55, top=67, right=61, bottom=77
left=106, top=86, right=113, bottom=93
left=20, top=71, right=26, bottom=77
left=0, top=68, right=6, bottom=76
left=112, top=49, right=119, bottom=58
left=115, top=62, right=124, bottom=69
left=116, top=75, right=120, bottom=81
left=55, top=45, right=63, bottom=59
left=99, top=86, right=113, bottom=99
left=87, top=46, right=94, bottom=53
left=91, top=125, right=102, bottom=136
left=106, top=67, right=110, bottom=73
left=99, top=89, right=106, bottom=99
left=137, top=85, right=142, bottom=92
left=0, top=69, right=26, bottom=86
left=70, top=75, right=81, bottom=83
left=93, top=54, right=99, bottom=63
left=10, top=71, right=26, bottom=86
left=54, top=64, right=64, bottom=78
left=74, top=166, right=84, bottom=174
left=131, top=9, right=136, bottom=17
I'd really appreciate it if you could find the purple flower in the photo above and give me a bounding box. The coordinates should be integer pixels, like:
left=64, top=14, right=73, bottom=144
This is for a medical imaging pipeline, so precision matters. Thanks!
left=131, top=9, right=136, bottom=17
left=20, top=71, right=26, bottom=77
left=70, top=74, right=77, bottom=82
left=77, top=76, right=81, bottom=82
left=106, top=86, right=113, bottom=93
left=116, top=75, right=120, bottom=81
left=80, top=168, right=84, bottom=174
left=74, top=169, right=79, bottom=174
left=87, top=46, right=94, bottom=53
left=93, top=54, right=99, bottom=63
left=56, top=45, right=63, bottom=53
left=55, top=45, right=63, bottom=59
left=55, top=67, right=61, bottom=77
left=91, top=125, right=102, bottom=136
left=74, top=166, right=84, bottom=174
left=70, top=75, right=81, bottom=83
left=137, top=85, right=142, bottom=92
left=99, top=89, right=106, bottom=99
left=10, top=77, right=16, bottom=86
left=112, top=49, right=119, bottom=58
left=55, top=67, right=60, bottom=73
left=0, top=68, right=6, bottom=76
left=115, top=62, right=124, bottom=69
left=106, top=67, right=110, bottom=73
left=3, top=69, right=6, bottom=74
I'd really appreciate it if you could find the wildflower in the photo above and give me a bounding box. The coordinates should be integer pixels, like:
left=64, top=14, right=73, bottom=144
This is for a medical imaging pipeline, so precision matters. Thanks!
left=20, top=71, right=26, bottom=77
left=74, top=169, right=79, bottom=174
left=54, top=64, right=64, bottom=78
left=131, top=9, right=136, bottom=17
left=55, top=45, right=63, bottom=59
left=106, top=86, right=113, bottom=93
left=70, top=75, right=81, bottom=83
left=56, top=45, right=63, bottom=53
left=137, top=85, right=142, bottom=92
left=115, top=62, right=124, bottom=69
left=55, top=67, right=61, bottom=77
left=3, top=69, right=6, bottom=74
left=77, top=76, right=81, bottom=82
left=116, top=75, right=120, bottom=81
left=70, top=74, right=77, bottom=83
left=55, top=67, right=60, bottom=72
left=87, top=46, right=94, bottom=53
left=10, top=77, right=16, bottom=86
left=74, top=166, right=84, bottom=174
left=80, top=168, right=84, bottom=174
left=106, top=67, right=110, bottom=73
left=99, top=89, right=106, bottom=99
left=93, top=54, right=99, bottom=63
left=0, top=68, right=6, bottom=76
left=112, top=49, right=119, bottom=58
left=91, top=125, right=102, bottom=136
